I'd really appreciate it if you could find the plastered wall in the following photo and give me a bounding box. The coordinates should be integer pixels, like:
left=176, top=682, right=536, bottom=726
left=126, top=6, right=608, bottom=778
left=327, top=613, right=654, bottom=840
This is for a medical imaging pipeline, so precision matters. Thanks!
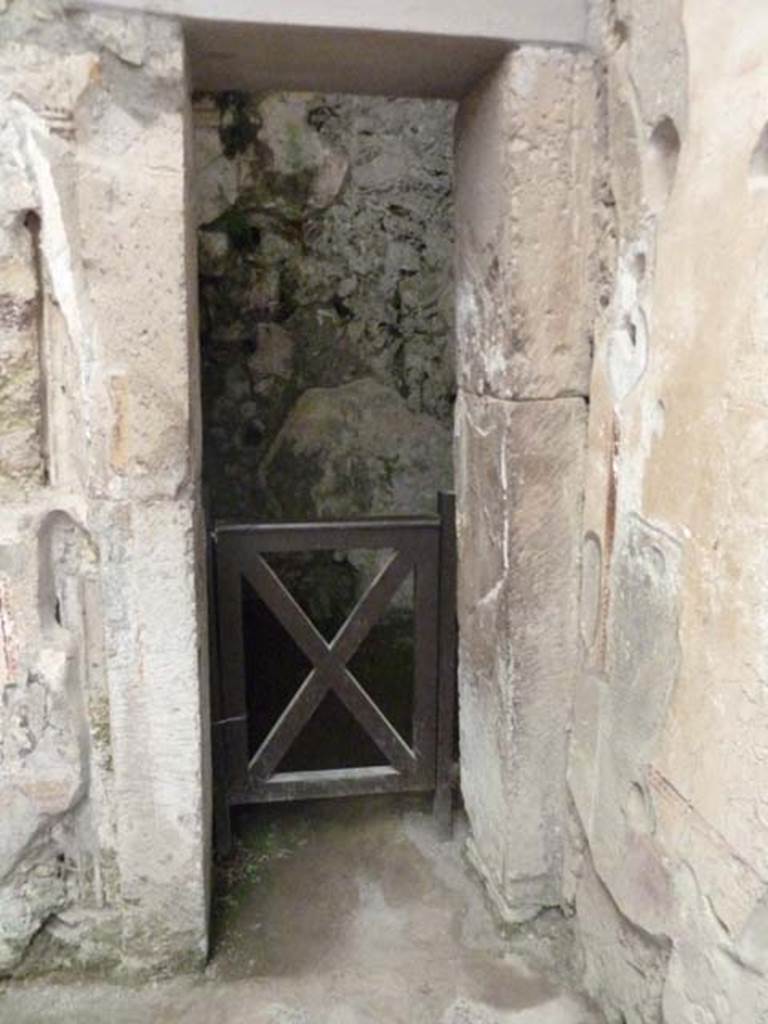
left=568, top=1, right=768, bottom=1020
left=0, top=0, right=209, bottom=974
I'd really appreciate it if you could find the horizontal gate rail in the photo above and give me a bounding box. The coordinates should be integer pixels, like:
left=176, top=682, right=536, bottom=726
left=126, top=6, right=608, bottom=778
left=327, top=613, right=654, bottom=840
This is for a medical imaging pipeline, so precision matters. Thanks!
left=216, top=517, right=440, bottom=551
left=230, top=766, right=403, bottom=804
left=210, top=494, right=457, bottom=848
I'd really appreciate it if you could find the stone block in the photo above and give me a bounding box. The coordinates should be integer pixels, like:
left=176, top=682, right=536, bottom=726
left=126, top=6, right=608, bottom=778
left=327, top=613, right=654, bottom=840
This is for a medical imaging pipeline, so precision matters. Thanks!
left=72, top=39, right=198, bottom=501
left=454, top=47, right=596, bottom=402
left=261, top=378, right=453, bottom=520
left=456, top=388, right=586, bottom=921
left=91, top=496, right=209, bottom=966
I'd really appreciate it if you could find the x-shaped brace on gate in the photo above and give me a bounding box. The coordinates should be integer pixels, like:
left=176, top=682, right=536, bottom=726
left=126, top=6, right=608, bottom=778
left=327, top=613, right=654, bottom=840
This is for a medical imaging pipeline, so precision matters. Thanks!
left=241, top=549, right=418, bottom=781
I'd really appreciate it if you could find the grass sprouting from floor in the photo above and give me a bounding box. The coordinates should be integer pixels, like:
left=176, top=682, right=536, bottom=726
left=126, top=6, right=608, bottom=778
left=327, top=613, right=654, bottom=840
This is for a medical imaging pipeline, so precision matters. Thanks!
left=211, top=812, right=312, bottom=946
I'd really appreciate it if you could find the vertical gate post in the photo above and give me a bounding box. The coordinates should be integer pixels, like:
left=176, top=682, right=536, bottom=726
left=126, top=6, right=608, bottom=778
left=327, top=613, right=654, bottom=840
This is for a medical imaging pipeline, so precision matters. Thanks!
left=213, top=534, right=251, bottom=839
left=207, top=531, right=233, bottom=856
left=434, top=491, right=458, bottom=837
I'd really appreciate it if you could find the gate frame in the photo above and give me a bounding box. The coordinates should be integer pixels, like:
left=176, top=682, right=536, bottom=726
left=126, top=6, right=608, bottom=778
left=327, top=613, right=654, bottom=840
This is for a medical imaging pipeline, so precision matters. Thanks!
left=210, top=492, right=457, bottom=853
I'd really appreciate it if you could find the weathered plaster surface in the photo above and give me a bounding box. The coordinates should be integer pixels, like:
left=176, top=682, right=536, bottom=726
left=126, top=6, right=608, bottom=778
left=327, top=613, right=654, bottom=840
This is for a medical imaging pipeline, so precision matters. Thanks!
left=454, top=47, right=596, bottom=923
left=568, top=1, right=768, bottom=1019
left=0, top=1, right=208, bottom=974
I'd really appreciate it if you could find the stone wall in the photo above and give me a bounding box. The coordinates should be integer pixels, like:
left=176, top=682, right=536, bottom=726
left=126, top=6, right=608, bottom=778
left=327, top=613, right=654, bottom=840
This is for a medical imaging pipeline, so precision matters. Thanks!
left=0, top=1, right=208, bottom=975
left=193, top=91, right=455, bottom=524
left=4, top=2, right=768, bottom=1012
left=567, top=1, right=768, bottom=1020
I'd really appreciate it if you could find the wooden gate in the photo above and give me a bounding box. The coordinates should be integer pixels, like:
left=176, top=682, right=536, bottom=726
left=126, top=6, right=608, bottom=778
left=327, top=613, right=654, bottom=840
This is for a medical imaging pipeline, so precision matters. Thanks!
left=209, top=493, right=457, bottom=852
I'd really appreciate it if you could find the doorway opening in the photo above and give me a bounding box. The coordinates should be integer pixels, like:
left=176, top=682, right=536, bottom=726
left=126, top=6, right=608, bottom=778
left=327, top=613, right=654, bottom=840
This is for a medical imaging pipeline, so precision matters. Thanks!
left=194, top=86, right=459, bottom=915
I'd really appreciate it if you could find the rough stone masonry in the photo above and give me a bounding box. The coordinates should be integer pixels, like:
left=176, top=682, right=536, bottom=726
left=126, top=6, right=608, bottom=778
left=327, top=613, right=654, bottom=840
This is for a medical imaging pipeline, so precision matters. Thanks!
left=0, top=0, right=209, bottom=974
left=193, top=90, right=455, bottom=525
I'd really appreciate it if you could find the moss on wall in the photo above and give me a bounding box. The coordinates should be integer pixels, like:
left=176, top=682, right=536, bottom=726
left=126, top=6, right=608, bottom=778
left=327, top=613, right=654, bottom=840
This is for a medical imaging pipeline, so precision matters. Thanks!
left=193, top=90, right=455, bottom=524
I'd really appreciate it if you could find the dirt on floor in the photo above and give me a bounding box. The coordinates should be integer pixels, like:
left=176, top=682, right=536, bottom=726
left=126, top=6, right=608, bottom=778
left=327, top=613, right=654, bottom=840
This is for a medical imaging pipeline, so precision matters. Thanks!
left=0, top=796, right=603, bottom=1023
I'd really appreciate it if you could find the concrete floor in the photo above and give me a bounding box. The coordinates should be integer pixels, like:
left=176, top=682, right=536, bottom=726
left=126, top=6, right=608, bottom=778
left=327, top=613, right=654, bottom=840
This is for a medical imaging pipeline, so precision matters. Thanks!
left=0, top=797, right=602, bottom=1023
